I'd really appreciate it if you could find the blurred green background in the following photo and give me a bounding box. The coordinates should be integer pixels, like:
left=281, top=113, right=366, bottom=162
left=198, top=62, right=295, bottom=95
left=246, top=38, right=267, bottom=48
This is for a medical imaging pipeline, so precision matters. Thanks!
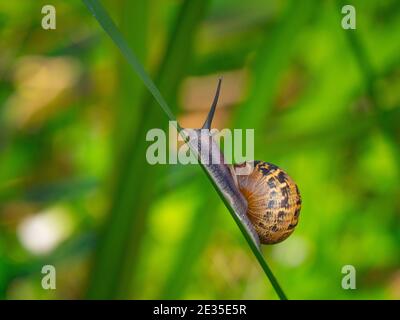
left=0, top=0, right=399, bottom=299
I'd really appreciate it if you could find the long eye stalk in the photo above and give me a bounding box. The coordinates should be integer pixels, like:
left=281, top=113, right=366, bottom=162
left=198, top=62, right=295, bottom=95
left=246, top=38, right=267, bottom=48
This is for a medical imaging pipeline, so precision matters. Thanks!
left=202, top=77, right=222, bottom=129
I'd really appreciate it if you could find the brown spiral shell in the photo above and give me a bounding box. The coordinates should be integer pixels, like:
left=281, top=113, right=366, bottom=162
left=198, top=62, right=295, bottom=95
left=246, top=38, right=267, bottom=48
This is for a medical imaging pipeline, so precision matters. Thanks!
left=234, top=161, right=301, bottom=244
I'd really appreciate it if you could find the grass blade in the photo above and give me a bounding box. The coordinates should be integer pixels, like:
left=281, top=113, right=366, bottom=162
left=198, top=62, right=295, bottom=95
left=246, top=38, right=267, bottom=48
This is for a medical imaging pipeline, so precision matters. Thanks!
left=83, top=0, right=177, bottom=124
left=82, top=0, right=287, bottom=299
left=115, top=0, right=148, bottom=158
left=84, top=0, right=209, bottom=299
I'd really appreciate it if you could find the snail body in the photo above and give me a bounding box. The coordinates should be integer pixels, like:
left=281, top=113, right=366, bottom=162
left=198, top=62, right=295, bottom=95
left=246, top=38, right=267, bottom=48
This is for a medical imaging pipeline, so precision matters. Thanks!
left=186, top=79, right=301, bottom=246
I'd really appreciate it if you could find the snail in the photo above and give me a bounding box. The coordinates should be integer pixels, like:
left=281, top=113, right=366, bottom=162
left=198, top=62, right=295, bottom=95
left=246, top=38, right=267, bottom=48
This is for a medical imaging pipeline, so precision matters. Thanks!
left=183, top=78, right=301, bottom=247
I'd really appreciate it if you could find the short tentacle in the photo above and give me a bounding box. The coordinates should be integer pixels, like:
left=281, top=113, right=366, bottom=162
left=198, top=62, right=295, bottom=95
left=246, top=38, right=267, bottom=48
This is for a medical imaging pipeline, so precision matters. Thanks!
left=202, top=77, right=222, bottom=130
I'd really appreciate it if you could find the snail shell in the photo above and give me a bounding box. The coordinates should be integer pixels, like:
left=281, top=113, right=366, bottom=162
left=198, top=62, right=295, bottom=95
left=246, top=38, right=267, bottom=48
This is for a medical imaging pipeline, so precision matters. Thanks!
left=234, top=161, right=301, bottom=244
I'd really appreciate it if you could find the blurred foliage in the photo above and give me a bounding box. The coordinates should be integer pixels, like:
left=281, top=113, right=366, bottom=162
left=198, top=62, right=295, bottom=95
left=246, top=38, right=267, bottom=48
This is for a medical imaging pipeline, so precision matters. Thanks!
left=0, top=0, right=399, bottom=300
